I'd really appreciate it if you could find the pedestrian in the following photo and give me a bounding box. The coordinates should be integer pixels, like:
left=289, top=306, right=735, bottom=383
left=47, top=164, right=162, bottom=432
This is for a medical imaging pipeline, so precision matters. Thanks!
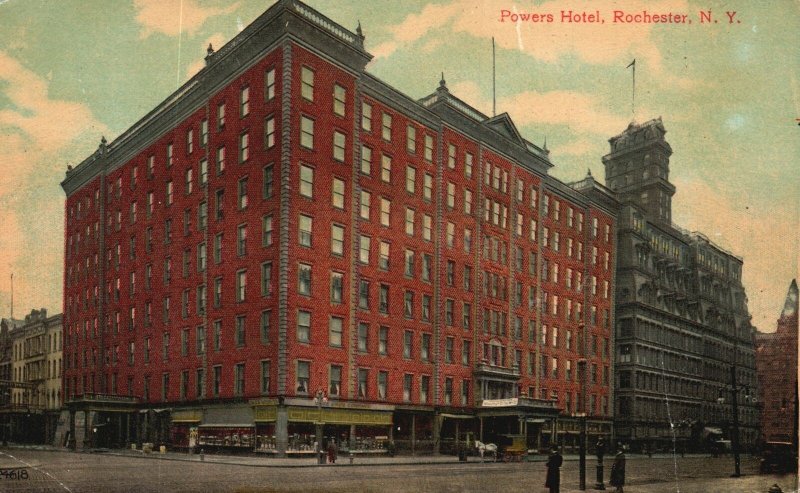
left=327, top=438, right=338, bottom=464
left=544, top=445, right=563, bottom=493
left=610, top=449, right=626, bottom=493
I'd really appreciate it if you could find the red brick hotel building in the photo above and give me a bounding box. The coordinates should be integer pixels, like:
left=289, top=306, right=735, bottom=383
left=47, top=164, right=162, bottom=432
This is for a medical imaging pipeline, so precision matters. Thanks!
left=61, top=0, right=617, bottom=455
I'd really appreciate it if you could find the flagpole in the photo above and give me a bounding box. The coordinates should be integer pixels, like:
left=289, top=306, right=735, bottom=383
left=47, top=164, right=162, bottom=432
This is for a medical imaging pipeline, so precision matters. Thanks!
left=627, top=59, right=636, bottom=120
left=492, top=37, right=496, bottom=117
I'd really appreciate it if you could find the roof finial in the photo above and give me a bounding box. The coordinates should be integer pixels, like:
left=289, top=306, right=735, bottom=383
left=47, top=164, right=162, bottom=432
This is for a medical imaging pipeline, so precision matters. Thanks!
left=587, top=168, right=593, bottom=177
left=440, top=72, right=446, bottom=88
left=356, top=20, right=364, bottom=39
left=205, top=43, right=215, bottom=66
left=543, top=136, right=548, bottom=150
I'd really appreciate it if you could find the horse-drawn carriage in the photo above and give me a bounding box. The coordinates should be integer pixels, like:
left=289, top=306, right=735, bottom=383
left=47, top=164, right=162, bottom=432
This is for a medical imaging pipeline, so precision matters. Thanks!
left=475, top=434, right=527, bottom=462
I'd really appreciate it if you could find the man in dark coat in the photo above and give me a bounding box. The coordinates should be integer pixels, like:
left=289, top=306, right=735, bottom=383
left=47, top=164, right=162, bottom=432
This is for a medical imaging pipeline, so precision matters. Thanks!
left=545, top=446, right=564, bottom=493
left=610, top=449, right=626, bottom=492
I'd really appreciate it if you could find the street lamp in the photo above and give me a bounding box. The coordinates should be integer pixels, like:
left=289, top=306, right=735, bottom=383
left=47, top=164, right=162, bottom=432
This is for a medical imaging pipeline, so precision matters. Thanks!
left=314, top=389, right=326, bottom=464
left=577, top=358, right=588, bottom=491
left=729, top=365, right=741, bottom=478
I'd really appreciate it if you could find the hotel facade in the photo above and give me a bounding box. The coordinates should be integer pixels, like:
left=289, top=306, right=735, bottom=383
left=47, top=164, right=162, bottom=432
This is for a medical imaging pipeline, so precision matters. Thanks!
left=61, top=0, right=617, bottom=454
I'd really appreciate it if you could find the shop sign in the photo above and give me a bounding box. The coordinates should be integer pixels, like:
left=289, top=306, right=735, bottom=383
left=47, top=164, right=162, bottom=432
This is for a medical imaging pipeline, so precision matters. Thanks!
left=481, top=398, right=518, bottom=407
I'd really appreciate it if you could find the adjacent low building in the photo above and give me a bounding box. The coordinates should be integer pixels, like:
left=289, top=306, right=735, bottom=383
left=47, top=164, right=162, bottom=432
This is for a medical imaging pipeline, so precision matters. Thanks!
left=755, top=280, right=798, bottom=445
left=2, top=309, right=63, bottom=444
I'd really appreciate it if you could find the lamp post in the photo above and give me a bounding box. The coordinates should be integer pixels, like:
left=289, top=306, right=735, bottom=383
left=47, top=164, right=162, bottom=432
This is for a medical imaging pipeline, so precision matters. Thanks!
left=314, top=389, right=325, bottom=464
left=578, top=358, right=588, bottom=491
left=729, top=364, right=741, bottom=478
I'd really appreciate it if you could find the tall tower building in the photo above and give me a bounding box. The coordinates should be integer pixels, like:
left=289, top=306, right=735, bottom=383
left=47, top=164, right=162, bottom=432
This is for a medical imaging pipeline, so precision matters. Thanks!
left=603, top=118, right=759, bottom=452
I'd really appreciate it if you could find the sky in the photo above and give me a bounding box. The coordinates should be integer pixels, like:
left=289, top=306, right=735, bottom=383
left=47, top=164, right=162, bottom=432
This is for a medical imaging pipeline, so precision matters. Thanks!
left=0, top=0, right=797, bottom=331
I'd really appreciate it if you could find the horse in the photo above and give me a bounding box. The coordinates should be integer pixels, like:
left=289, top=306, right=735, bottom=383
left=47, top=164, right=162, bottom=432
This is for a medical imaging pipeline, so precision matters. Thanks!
left=475, top=440, right=498, bottom=462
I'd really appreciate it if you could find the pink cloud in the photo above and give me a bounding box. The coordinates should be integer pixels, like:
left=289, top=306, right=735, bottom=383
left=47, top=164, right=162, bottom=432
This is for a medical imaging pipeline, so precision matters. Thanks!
left=0, top=51, right=105, bottom=315
left=133, top=0, right=239, bottom=39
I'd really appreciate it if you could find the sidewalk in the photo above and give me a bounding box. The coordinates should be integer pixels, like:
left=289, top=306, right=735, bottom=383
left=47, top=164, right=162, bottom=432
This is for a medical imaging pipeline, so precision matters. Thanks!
left=0, top=443, right=717, bottom=469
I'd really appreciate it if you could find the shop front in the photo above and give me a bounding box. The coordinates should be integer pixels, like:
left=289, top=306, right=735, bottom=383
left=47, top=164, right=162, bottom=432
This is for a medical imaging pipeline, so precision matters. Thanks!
left=252, top=398, right=393, bottom=457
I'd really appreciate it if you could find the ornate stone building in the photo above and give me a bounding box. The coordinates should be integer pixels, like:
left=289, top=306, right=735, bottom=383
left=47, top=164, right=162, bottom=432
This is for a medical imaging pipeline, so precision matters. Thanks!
left=755, top=280, right=798, bottom=444
left=604, top=119, right=759, bottom=451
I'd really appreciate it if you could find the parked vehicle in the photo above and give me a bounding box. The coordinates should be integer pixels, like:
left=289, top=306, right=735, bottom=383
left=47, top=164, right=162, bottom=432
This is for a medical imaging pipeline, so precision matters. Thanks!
left=759, top=441, right=798, bottom=474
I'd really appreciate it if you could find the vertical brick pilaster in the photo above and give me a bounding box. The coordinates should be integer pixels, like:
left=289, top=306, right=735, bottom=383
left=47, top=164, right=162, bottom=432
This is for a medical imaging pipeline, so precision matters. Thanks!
left=277, top=41, right=292, bottom=396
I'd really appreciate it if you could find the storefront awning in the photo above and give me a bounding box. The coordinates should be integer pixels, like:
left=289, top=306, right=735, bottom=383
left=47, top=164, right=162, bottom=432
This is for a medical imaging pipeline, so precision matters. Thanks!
left=526, top=418, right=547, bottom=424
left=198, top=423, right=254, bottom=428
left=440, top=413, right=474, bottom=419
left=703, top=427, right=723, bottom=437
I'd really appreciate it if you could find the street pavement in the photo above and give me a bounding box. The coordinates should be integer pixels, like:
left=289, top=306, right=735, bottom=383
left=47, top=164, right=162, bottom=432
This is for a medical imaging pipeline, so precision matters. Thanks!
left=0, top=446, right=795, bottom=493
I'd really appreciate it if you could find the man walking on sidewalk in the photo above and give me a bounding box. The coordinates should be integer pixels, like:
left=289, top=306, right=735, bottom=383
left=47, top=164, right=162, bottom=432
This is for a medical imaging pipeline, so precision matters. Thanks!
left=545, top=445, right=563, bottom=493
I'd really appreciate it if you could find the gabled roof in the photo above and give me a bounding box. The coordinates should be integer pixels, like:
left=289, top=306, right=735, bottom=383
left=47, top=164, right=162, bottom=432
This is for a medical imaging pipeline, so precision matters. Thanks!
left=483, top=113, right=524, bottom=145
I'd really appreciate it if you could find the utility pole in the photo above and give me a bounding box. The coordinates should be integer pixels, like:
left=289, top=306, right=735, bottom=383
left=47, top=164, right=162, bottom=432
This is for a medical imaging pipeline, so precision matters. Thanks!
left=578, top=358, right=588, bottom=490
left=730, top=363, right=741, bottom=477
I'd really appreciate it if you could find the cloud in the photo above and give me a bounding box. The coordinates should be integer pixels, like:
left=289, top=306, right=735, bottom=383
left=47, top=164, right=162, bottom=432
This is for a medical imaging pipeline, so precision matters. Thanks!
left=671, top=176, right=799, bottom=332
left=372, top=0, right=699, bottom=87
left=186, top=33, right=227, bottom=78
left=0, top=51, right=106, bottom=315
left=450, top=80, right=628, bottom=136
left=133, top=0, right=239, bottom=39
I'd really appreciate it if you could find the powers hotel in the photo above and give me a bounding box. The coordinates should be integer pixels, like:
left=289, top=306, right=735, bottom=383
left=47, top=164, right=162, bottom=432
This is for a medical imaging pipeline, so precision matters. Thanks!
left=60, top=0, right=617, bottom=454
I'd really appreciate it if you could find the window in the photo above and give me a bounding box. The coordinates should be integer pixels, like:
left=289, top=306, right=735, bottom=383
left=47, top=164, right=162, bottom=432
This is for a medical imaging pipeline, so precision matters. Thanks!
left=358, top=323, right=368, bottom=352
left=376, top=326, right=388, bottom=355
left=262, top=215, right=273, bottom=246
left=358, top=235, right=370, bottom=264
left=235, top=269, right=247, bottom=302
left=297, top=264, right=312, bottom=296
left=265, top=68, right=276, bottom=100
left=240, top=86, right=250, bottom=117
left=166, top=180, right=174, bottom=205
left=213, top=366, right=221, bottom=397
left=213, top=277, right=222, bottom=308
left=329, top=365, right=342, bottom=397
left=298, top=214, right=313, bottom=247
left=181, top=329, right=189, bottom=356
left=405, top=208, right=415, bottom=235
left=465, top=153, right=473, bottom=178
left=333, top=84, right=346, bottom=116
left=447, top=182, right=455, bottom=209
left=196, top=368, right=206, bottom=398
left=301, top=66, right=314, bottom=101
left=257, top=310, right=270, bottom=344
left=362, top=102, right=372, bottom=131
left=445, top=337, right=454, bottom=363
left=424, top=135, right=433, bottom=162
left=332, top=178, right=345, bottom=209
left=234, top=363, right=245, bottom=395
left=260, top=360, right=271, bottom=395
left=381, top=154, right=392, bottom=183
left=261, top=262, right=273, bottom=297
left=333, top=131, right=346, bottom=161
left=421, top=333, right=431, bottom=361
left=403, top=331, right=412, bottom=359
left=462, top=340, right=471, bottom=365
left=297, top=311, right=311, bottom=343
left=331, top=224, right=345, bottom=255
left=444, top=378, right=453, bottom=404
left=239, top=132, right=249, bottom=163
left=403, top=374, right=413, bottom=402
left=404, top=291, right=414, bottom=318
left=330, top=272, right=343, bottom=303
left=213, top=233, right=222, bottom=264
left=378, top=241, right=390, bottom=270
left=420, top=375, right=430, bottom=403
left=237, top=177, right=248, bottom=209
left=299, top=165, right=314, bottom=198
left=196, top=326, right=206, bottom=354
left=197, top=242, right=207, bottom=272
left=380, top=198, right=391, bottom=226
left=213, top=320, right=222, bottom=351
left=359, top=190, right=371, bottom=220
left=377, top=371, right=388, bottom=399
left=162, top=373, right=170, bottom=401
left=423, top=173, right=433, bottom=201
left=329, top=317, right=343, bottom=347
left=167, top=142, right=174, bottom=167
left=234, top=315, right=247, bottom=347
left=216, top=146, right=226, bottom=174
left=262, top=164, right=274, bottom=199
left=381, top=112, right=392, bottom=141
left=217, top=102, right=226, bottom=130
left=446, top=222, right=455, bottom=248
left=360, top=145, right=372, bottom=174
left=264, top=116, right=275, bottom=148
left=237, top=224, right=247, bottom=256
left=379, top=284, right=389, bottom=313
left=300, top=116, right=314, bottom=149
left=404, top=249, right=415, bottom=277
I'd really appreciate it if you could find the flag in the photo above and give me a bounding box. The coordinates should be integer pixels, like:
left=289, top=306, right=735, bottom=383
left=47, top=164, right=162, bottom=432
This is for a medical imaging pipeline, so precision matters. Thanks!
left=627, top=59, right=636, bottom=69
